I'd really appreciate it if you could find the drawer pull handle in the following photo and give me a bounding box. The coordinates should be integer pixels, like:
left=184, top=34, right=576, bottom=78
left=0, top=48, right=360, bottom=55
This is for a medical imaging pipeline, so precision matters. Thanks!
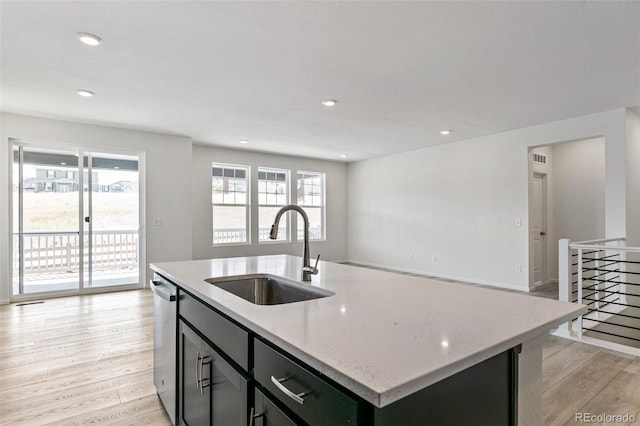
left=271, top=376, right=307, bottom=405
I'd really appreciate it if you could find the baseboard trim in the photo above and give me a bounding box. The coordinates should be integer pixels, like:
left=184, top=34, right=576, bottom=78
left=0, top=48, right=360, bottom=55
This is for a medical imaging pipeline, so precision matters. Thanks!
left=0, top=299, right=10, bottom=306
left=345, top=259, right=529, bottom=292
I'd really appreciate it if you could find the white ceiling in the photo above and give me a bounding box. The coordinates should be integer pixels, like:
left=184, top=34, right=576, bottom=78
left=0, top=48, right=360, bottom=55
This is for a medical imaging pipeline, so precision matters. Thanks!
left=1, top=1, right=639, bottom=162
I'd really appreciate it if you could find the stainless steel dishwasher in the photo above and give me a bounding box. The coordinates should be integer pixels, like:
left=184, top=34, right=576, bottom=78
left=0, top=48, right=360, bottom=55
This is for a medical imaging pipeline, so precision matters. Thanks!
left=151, top=273, right=177, bottom=424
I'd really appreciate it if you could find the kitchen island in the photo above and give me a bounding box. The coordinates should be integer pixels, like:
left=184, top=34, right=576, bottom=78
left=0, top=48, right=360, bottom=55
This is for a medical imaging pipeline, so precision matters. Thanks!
left=151, top=255, right=585, bottom=425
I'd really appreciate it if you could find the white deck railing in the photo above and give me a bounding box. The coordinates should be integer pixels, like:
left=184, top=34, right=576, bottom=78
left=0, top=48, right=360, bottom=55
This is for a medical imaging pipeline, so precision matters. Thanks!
left=558, top=237, right=640, bottom=351
left=213, top=227, right=322, bottom=244
left=13, top=230, right=139, bottom=274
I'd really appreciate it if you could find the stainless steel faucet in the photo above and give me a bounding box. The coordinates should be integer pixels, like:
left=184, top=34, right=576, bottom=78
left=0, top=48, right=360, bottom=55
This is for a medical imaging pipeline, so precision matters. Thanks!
left=269, top=205, right=320, bottom=281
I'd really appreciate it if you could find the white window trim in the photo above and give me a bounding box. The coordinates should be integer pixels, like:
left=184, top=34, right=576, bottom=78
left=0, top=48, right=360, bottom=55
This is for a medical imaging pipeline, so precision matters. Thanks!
left=296, top=170, right=326, bottom=242
left=212, top=163, right=251, bottom=246
left=257, top=167, right=290, bottom=244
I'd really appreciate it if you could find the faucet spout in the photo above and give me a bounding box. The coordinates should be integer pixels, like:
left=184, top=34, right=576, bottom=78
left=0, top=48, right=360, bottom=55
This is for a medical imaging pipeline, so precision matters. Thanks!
left=270, top=205, right=318, bottom=281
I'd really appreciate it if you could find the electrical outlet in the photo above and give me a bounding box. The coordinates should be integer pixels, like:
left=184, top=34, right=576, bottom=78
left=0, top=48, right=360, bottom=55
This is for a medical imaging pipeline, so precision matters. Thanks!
left=432, top=255, right=437, bottom=263
left=515, top=264, right=522, bottom=273
left=410, top=253, right=415, bottom=261
left=152, top=217, right=162, bottom=226
left=515, top=219, right=521, bottom=227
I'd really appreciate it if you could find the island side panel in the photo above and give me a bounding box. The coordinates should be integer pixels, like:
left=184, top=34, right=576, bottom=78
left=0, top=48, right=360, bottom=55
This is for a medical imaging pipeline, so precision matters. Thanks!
left=517, top=334, right=545, bottom=426
left=373, top=349, right=516, bottom=425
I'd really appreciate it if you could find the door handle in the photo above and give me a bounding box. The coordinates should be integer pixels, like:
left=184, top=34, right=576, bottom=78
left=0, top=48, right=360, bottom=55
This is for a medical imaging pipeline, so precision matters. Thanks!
left=84, top=216, right=90, bottom=223
left=199, top=355, right=210, bottom=394
left=540, top=232, right=546, bottom=236
left=196, top=351, right=201, bottom=388
left=249, top=407, right=264, bottom=426
left=149, top=280, right=176, bottom=301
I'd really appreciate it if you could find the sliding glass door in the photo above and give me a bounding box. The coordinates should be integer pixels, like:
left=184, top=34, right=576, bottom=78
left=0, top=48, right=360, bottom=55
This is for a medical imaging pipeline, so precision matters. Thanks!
left=12, top=142, right=141, bottom=297
left=83, top=152, right=140, bottom=288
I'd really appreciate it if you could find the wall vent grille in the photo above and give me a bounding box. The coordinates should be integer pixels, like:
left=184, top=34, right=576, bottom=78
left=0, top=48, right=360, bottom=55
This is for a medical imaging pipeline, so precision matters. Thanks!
left=533, top=153, right=547, bottom=164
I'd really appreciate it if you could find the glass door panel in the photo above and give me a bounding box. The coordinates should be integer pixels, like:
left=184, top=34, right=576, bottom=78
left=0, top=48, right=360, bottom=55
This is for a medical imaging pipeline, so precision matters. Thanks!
left=12, top=146, right=81, bottom=294
left=85, top=152, right=140, bottom=288
left=12, top=143, right=141, bottom=298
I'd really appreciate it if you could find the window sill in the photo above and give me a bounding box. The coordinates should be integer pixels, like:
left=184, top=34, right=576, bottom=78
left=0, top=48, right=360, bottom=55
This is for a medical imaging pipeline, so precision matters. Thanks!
left=212, top=242, right=251, bottom=247
left=258, top=239, right=291, bottom=245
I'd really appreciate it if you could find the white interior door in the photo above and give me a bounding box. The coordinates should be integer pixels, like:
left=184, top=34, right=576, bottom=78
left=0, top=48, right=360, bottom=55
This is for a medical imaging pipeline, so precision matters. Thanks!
left=532, top=173, right=547, bottom=285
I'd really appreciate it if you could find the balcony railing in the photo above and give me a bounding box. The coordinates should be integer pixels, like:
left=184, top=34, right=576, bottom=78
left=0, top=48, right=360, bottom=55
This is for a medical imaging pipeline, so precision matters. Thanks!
left=213, top=227, right=322, bottom=245
left=13, top=227, right=322, bottom=277
left=558, top=237, right=640, bottom=353
left=13, top=230, right=139, bottom=275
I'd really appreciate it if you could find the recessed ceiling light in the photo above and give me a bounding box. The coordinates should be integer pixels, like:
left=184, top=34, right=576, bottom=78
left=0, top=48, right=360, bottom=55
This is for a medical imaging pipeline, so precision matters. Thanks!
left=440, top=129, right=452, bottom=135
left=60, top=162, right=67, bottom=165
left=339, top=154, right=348, bottom=158
left=322, top=99, right=337, bottom=107
left=239, top=140, right=248, bottom=144
left=77, top=32, right=102, bottom=46
left=77, top=89, right=94, bottom=97
left=114, top=166, right=120, bottom=170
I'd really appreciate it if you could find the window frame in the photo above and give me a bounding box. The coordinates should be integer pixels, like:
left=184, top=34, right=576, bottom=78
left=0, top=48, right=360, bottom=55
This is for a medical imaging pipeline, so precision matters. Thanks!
left=257, top=167, right=290, bottom=244
left=296, top=170, right=326, bottom=242
left=211, top=162, right=251, bottom=246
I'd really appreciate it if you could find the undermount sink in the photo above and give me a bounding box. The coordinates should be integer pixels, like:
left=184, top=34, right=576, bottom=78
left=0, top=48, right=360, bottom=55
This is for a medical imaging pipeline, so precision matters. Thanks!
left=205, top=274, right=333, bottom=305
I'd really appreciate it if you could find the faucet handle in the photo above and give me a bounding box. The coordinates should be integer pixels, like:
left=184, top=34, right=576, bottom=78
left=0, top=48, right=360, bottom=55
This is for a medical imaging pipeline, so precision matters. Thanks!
left=303, top=255, right=320, bottom=276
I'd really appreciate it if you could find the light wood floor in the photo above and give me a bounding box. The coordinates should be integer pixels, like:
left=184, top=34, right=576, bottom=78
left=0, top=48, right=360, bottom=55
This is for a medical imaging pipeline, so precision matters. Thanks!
left=0, top=289, right=171, bottom=426
left=1, top=289, right=639, bottom=425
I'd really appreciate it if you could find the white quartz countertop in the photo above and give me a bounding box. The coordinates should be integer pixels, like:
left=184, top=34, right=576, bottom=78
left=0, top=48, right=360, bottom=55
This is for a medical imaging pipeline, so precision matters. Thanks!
left=151, top=255, right=585, bottom=408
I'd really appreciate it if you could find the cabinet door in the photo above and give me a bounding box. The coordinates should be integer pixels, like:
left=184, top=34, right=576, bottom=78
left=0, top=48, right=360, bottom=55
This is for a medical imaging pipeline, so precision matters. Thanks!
left=210, top=349, right=249, bottom=425
left=179, top=322, right=210, bottom=426
left=253, top=388, right=299, bottom=426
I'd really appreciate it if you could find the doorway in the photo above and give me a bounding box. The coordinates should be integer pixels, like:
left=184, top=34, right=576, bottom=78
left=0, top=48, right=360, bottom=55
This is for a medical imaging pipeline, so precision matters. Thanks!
left=11, top=142, right=142, bottom=298
left=532, top=172, right=547, bottom=286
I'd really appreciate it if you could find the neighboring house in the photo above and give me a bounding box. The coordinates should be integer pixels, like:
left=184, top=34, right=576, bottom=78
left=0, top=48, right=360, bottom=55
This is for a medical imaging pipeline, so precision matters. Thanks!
left=25, top=168, right=99, bottom=192
left=102, top=181, right=138, bottom=193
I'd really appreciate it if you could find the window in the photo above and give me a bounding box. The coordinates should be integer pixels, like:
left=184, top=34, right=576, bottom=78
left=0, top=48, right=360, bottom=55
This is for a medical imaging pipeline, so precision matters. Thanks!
left=258, top=168, right=289, bottom=242
left=212, top=163, right=250, bottom=245
left=66, top=171, right=74, bottom=180
left=297, top=171, right=325, bottom=240
left=46, top=170, right=55, bottom=178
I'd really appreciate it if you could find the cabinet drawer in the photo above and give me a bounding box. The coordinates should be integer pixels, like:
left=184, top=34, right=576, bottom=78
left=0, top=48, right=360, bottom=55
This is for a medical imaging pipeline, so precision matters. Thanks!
left=254, top=339, right=358, bottom=425
left=179, top=290, right=249, bottom=371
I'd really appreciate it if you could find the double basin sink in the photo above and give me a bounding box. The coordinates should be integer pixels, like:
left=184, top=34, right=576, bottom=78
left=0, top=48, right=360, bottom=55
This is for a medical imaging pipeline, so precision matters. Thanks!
left=205, top=274, right=333, bottom=305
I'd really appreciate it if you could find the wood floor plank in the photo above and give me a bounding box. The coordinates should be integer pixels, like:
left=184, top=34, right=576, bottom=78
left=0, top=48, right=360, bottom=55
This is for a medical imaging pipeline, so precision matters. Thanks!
left=43, top=394, right=170, bottom=426
left=543, top=351, right=633, bottom=425
left=567, top=370, right=640, bottom=426
left=541, top=340, right=602, bottom=391
left=543, top=334, right=577, bottom=360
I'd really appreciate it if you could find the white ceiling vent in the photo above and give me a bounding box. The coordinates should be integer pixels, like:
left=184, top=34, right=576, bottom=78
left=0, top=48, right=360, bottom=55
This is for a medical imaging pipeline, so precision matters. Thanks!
left=533, top=153, right=547, bottom=165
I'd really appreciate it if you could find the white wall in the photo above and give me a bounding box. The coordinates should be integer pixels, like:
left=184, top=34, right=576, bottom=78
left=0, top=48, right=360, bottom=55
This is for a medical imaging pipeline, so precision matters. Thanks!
left=0, top=113, right=193, bottom=303
left=626, top=109, right=640, bottom=246
left=347, top=109, right=627, bottom=291
left=551, top=138, right=605, bottom=242
left=191, top=144, right=348, bottom=262
left=547, top=137, right=605, bottom=281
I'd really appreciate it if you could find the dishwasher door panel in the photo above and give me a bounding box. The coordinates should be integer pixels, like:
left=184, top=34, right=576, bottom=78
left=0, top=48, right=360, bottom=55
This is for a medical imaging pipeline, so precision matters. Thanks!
left=152, top=275, right=177, bottom=424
